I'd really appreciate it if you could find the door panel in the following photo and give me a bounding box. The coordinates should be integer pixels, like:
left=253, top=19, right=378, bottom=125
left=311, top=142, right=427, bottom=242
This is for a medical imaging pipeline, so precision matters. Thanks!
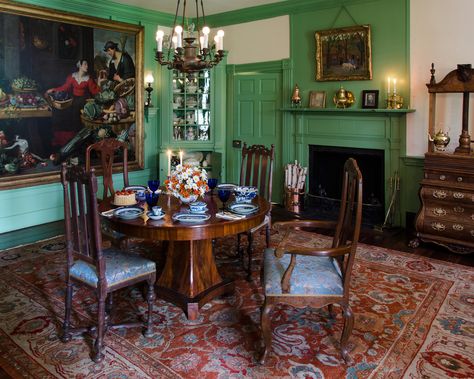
left=229, top=72, right=282, bottom=203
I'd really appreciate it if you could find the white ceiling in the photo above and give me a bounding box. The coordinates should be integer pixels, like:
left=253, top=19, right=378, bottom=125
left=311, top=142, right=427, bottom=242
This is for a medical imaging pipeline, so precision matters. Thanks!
left=111, top=0, right=286, bottom=16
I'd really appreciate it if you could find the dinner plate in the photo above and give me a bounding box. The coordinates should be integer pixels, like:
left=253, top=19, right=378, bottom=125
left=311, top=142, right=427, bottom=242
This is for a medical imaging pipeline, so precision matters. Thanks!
left=228, top=202, right=259, bottom=215
left=146, top=211, right=165, bottom=220
left=172, top=212, right=210, bottom=223
left=113, top=207, right=144, bottom=220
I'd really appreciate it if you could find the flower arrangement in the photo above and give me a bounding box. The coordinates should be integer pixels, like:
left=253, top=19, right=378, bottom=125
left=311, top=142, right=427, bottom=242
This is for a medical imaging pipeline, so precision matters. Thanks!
left=165, top=164, right=209, bottom=202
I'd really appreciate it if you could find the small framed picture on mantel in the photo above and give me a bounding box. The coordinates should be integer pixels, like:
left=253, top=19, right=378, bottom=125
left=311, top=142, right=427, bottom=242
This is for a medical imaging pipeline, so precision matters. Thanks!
left=362, top=90, right=379, bottom=109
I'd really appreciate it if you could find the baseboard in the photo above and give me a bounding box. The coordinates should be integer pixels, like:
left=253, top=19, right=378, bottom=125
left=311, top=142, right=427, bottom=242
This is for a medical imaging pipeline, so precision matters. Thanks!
left=0, top=221, right=64, bottom=250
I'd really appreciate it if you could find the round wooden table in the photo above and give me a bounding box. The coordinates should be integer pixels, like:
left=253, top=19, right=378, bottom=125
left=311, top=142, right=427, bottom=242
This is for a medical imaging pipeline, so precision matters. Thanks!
left=101, top=193, right=270, bottom=320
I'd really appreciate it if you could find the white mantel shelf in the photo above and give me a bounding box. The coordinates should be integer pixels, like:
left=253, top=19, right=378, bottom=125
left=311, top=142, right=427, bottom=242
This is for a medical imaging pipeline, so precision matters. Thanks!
left=281, top=107, right=415, bottom=114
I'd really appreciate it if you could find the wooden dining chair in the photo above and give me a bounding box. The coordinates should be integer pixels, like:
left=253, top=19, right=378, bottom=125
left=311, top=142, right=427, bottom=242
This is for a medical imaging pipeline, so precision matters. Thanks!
left=60, top=163, right=156, bottom=363
left=259, top=158, right=363, bottom=365
left=237, top=143, right=275, bottom=280
left=85, top=138, right=129, bottom=199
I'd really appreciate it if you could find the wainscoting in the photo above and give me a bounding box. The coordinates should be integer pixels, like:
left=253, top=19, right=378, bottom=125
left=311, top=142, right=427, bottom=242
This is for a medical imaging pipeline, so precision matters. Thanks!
left=282, top=108, right=417, bottom=227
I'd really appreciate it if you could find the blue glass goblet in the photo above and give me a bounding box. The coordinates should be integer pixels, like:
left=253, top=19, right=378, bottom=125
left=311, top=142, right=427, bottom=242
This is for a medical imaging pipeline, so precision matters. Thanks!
left=145, top=192, right=159, bottom=209
left=217, top=188, right=231, bottom=211
left=207, top=178, right=218, bottom=195
left=148, top=180, right=160, bottom=193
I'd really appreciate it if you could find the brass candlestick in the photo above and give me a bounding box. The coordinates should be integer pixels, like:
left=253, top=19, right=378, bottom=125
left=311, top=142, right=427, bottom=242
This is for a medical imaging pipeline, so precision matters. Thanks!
left=386, top=93, right=403, bottom=109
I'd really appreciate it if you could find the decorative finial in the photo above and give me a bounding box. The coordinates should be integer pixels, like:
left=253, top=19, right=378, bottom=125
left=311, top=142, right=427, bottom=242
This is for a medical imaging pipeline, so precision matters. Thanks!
left=430, top=63, right=436, bottom=85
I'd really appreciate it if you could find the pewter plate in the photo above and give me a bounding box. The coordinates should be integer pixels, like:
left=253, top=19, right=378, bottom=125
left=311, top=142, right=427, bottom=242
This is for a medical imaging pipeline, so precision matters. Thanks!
left=113, top=207, right=144, bottom=220
left=172, top=212, right=210, bottom=223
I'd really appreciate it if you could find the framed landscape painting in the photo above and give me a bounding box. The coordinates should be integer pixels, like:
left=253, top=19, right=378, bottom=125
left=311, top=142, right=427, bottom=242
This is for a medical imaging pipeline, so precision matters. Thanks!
left=315, top=25, right=372, bottom=81
left=0, top=1, right=144, bottom=189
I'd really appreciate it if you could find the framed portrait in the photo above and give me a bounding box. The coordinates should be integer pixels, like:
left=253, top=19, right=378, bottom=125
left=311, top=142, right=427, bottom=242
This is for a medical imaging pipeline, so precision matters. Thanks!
left=362, top=90, right=379, bottom=109
left=309, top=91, right=326, bottom=108
left=0, top=1, right=144, bottom=190
left=315, top=25, right=372, bottom=81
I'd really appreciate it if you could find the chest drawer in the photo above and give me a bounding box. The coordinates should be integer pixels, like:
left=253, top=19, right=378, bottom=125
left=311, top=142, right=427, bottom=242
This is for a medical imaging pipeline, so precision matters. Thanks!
left=420, top=186, right=474, bottom=205
left=424, top=170, right=474, bottom=185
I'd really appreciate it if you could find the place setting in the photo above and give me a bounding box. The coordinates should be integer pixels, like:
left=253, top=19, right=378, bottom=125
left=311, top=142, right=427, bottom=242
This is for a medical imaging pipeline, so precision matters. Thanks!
left=215, top=184, right=259, bottom=220
left=173, top=201, right=211, bottom=223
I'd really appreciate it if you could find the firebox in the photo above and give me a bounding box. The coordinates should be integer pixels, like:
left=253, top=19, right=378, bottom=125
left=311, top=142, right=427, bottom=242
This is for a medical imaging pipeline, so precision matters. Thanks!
left=307, top=145, right=385, bottom=225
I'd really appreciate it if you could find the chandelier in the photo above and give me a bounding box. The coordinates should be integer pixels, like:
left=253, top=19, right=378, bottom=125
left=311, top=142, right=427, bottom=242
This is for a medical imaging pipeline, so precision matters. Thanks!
left=155, top=0, right=225, bottom=74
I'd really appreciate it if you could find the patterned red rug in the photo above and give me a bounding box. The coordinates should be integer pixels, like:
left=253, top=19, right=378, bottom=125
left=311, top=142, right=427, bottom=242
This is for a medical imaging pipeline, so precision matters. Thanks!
left=0, top=231, right=473, bottom=378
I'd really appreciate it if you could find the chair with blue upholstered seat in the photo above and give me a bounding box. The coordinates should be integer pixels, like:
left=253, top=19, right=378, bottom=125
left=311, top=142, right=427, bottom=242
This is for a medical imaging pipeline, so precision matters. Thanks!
left=259, top=158, right=362, bottom=365
left=60, top=163, right=156, bottom=363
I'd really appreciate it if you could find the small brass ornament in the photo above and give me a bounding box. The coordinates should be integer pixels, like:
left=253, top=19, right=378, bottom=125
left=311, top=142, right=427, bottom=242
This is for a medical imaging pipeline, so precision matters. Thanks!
left=291, top=84, right=301, bottom=107
left=333, top=86, right=355, bottom=108
left=428, top=130, right=450, bottom=152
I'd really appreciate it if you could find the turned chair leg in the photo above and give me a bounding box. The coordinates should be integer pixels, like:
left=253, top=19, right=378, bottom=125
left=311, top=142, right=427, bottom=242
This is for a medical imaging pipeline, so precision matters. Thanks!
left=259, top=300, right=274, bottom=364
left=144, top=279, right=155, bottom=337
left=340, top=304, right=354, bottom=365
left=61, top=282, right=73, bottom=343
left=93, top=297, right=106, bottom=363
left=246, top=232, right=253, bottom=281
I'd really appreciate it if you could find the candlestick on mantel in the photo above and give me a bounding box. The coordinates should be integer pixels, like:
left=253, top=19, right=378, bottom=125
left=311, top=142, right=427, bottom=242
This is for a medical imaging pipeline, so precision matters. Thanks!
left=387, top=77, right=391, bottom=95
left=393, top=78, right=397, bottom=95
left=167, top=149, right=172, bottom=177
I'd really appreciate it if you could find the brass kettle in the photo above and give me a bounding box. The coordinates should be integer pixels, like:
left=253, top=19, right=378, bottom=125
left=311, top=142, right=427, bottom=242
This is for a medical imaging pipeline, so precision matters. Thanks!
left=333, top=86, right=355, bottom=108
left=428, top=130, right=450, bottom=151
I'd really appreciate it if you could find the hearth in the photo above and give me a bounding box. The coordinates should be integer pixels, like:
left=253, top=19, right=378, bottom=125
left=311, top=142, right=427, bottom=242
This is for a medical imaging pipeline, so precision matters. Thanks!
left=306, top=145, right=385, bottom=225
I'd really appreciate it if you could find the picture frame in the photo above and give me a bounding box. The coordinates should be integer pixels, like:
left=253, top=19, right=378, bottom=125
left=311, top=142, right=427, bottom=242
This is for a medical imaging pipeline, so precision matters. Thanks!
left=0, top=1, right=144, bottom=190
left=315, top=25, right=372, bottom=81
left=308, top=91, right=326, bottom=108
left=362, top=90, right=379, bottom=109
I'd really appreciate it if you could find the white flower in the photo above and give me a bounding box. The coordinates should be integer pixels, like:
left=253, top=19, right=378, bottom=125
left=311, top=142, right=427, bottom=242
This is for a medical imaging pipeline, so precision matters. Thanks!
left=193, top=175, right=200, bottom=183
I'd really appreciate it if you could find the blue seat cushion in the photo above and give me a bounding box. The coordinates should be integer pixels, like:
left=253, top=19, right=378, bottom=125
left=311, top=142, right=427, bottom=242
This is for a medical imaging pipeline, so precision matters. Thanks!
left=264, top=248, right=343, bottom=296
left=70, top=248, right=156, bottom=288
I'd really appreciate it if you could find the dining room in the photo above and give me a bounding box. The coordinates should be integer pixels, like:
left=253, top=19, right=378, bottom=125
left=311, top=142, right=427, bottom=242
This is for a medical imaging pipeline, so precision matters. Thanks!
left=0, top=0, right=474, bottom=378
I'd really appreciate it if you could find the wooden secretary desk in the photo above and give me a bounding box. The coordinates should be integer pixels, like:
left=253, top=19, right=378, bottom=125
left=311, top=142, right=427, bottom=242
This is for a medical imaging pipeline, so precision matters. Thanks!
left=413, top=64, right=474, bottom=254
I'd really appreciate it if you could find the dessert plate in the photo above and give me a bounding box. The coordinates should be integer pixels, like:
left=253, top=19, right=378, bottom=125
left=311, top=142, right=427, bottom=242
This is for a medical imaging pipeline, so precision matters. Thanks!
left=228, top=202, right=259, bottom=215
left=172, top=212, right=210, bottom=223
left=146, top=211, right=166, bottom=220
left=113, top=207, right=144, bottom=220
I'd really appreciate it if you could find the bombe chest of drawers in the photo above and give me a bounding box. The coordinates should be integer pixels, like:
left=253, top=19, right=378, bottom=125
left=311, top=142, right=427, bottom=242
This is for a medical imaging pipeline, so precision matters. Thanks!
left=414, top=153, right=474, bottom=253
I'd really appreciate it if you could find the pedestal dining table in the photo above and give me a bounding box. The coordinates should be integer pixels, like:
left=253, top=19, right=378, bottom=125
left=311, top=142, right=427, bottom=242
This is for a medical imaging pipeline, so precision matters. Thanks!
left=100, top=193, right=270, bottom=320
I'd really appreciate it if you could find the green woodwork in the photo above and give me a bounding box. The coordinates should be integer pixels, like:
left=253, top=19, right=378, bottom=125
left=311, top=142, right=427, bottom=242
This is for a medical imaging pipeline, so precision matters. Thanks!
left=157, top=58, right=227, bottom=183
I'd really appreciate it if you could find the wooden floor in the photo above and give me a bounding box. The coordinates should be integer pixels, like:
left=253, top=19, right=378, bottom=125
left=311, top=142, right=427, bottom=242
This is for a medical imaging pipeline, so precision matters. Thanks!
left=1, top=205, right=473, bottom=267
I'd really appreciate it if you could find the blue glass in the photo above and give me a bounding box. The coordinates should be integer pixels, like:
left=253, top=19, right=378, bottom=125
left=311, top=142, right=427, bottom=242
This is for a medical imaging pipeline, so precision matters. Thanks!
left=145, top=192, right=159, bottom=208
left=217, top=188, right=231, bottom=210
left=207, top=178, right=218, bottom=194
left=148, top=180, right=160, bottom=193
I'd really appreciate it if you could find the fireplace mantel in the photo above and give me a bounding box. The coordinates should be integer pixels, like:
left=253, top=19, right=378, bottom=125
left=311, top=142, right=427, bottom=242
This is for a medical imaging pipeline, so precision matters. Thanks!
left=281, top=108, right=415, bottom=226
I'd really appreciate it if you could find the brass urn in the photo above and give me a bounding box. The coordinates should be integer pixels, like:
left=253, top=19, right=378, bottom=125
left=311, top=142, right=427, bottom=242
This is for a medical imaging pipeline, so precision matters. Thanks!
left=428, top=130, right=450, bottom=151
left=333, top=86, right=355, bottom=108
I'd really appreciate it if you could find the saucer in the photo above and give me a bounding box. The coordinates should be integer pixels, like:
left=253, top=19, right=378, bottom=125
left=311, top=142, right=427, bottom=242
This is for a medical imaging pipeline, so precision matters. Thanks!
left=146, top=211, right=165, bottom=220
left=114, top=207, right=144, bottom=219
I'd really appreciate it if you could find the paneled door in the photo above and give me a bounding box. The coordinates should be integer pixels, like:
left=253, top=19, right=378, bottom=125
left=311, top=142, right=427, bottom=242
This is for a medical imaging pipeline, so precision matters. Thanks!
left=228, top=72, right=282, bottom=203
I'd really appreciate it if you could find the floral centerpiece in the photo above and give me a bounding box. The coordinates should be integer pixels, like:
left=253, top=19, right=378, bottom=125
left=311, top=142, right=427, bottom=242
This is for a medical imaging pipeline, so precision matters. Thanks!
left=165, top=164, right=209, bottom=203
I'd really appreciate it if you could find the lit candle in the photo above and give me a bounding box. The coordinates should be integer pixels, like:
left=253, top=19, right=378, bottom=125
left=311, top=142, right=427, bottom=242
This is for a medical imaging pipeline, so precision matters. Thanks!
left=393, top=78, right=397, bottom=95
left=175, top=25, right=183, bottom=48
left=217, top=29, right=224, bottom=51
left=387, top=77, right=391, bottom=95
left=167, top=149, right=172, bottom=177
left=179, top=150, right=183, bottom=165
left=202, top=26, right=210, bottom=49
left=156, top=29, right=164, bottom=52
left=172, top=36, right=178, bottom=50
left=214, top=35, right=219, bottom=50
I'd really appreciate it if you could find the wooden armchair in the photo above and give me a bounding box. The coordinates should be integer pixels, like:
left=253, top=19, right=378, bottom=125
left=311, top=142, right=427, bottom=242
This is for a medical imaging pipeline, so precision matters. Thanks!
left=237, top=143, right=274, bottom=280
left=85, top=138, right=129, bottom=199
left=60, top=163, right=156, bottom=362
left=259, top=158, right=363, bottom=364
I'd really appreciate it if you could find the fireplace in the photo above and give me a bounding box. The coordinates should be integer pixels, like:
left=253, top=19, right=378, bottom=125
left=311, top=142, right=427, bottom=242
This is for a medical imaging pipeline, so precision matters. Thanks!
left=307, top=145, right=385, bottom=225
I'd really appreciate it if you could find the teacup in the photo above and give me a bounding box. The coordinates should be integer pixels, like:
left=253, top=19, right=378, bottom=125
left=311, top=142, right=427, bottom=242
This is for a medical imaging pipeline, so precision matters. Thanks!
left=151, top=206, right=162, bottom=216
left=135, top=189, right=146, bottom=200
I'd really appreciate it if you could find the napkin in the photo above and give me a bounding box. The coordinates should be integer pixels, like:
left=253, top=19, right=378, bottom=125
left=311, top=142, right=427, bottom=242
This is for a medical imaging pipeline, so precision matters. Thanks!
left=101, top=208, right=119, bottom=218
left=215, top=211, right=246, bottom=220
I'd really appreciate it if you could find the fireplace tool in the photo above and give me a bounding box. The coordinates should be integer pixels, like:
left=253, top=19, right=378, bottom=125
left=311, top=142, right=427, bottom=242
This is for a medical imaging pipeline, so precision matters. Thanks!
left=375, top=172, right=400, bottom=231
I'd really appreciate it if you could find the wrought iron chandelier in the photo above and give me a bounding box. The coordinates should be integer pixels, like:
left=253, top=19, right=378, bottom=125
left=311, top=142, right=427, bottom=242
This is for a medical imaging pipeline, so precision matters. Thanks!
left=155, top=0, right=225, bottom=74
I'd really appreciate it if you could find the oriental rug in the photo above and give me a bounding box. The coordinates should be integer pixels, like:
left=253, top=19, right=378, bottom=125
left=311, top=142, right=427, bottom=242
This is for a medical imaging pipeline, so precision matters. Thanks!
left=0, top=232, right=473, bottom=378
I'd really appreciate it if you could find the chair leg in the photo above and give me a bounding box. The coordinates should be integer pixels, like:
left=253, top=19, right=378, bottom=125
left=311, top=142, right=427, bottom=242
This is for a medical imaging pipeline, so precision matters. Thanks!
left=61, top=282, right=73, bottom=343
left=92, top=297, right=106, bottom=363
left=340, top=304, right=354, bottom=365
left=259, top=300, right=274, bottom=364
left=265, top=224, right=270, bottom=247
left=246, top=232, right=253, bottom=281
left=144, top=279, right=155, bottom=337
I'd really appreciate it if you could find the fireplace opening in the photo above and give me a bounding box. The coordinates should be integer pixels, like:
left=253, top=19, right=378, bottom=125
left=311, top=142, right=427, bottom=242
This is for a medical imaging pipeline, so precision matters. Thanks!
left=307, top=145, right=385, bottom=225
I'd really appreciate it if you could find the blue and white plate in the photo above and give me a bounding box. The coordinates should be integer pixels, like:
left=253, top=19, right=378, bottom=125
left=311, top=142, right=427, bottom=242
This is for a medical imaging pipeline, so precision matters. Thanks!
left=228, top=202, right=259, bottom=215
left=172, top=212, right=210, bottom=223
left=146, top=211, right=165, bottom=220
left=114, top=207, right=144, bottom=220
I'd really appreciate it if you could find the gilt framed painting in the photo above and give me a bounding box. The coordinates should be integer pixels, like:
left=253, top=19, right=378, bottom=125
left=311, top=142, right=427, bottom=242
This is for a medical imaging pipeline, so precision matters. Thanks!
left=0, top=0, right=144, bottom=189
left=315, top=25, right=372, bottom=81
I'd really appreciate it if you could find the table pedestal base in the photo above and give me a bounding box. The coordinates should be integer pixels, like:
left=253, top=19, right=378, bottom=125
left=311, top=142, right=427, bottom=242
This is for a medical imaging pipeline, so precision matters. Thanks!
left=156, top=239, right=234, bottom=320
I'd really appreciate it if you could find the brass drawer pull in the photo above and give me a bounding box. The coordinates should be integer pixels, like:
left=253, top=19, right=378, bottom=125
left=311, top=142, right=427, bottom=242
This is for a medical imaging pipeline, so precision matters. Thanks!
left=457, top=176, right=463, bottom=182
left=453, top=192, right=464, bottom=199
left=452, top=224, right=464, bottom=231
left=432, top=208, right=447, bottom=216
left=431, top=222, right=446, bottom=231
left=471, top=230, right=474, bottom=237
left=433, top=190, right=447, bottom=199
left=453, top=206, right=465, bottom=213
left=439, top=175, right=446, bottom=180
